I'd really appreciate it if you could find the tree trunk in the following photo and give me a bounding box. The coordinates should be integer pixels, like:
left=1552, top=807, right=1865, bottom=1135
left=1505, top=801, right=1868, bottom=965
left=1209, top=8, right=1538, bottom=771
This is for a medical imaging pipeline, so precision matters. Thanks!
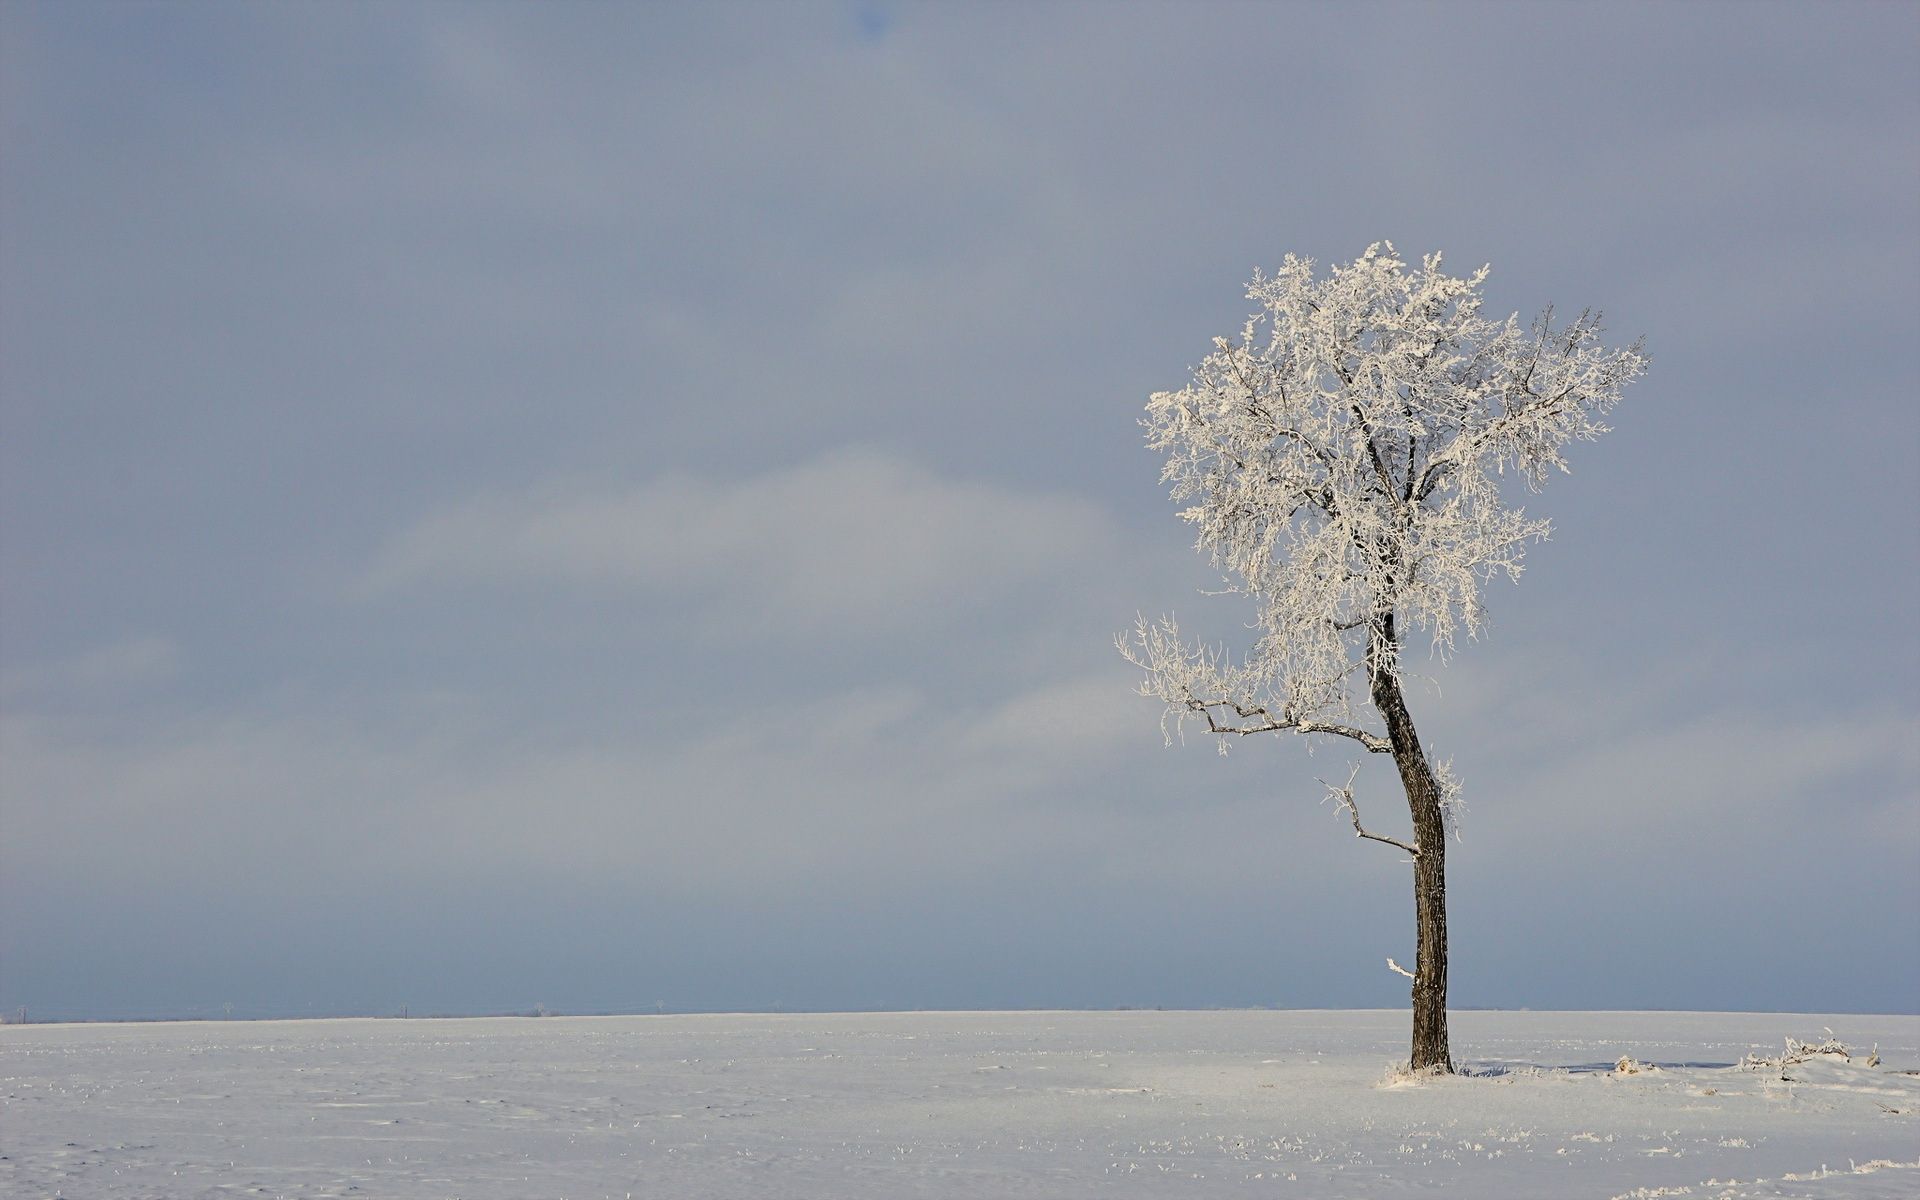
left=1369, top=616, right=1453, bottom=1073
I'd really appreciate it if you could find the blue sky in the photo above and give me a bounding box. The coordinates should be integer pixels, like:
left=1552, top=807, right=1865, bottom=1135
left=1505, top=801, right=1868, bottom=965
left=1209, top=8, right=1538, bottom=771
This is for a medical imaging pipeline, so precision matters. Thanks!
left=2, top=1, right=1915, bottom=1020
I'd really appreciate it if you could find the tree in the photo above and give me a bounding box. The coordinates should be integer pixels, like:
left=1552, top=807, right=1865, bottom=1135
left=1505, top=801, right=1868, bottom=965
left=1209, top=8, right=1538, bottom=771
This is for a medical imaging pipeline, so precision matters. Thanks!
left=1122, top=243, right=1645, bottom=1072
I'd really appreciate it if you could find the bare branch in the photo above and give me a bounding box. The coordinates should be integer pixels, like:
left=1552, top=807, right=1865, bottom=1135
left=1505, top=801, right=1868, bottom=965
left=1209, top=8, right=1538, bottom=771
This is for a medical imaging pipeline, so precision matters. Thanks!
left=1321, top=765, right=1421, bottom=856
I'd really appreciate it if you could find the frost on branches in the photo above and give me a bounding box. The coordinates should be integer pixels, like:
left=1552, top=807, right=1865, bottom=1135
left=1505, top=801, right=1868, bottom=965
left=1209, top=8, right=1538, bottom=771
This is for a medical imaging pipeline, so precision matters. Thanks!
left=1122, top=243, right=1645, bottom=1072
left=1122, top=243, right=1643, bottom=771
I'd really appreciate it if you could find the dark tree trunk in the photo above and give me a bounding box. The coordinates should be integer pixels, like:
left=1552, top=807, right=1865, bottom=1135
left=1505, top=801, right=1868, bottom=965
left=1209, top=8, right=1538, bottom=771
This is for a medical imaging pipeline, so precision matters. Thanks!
left=1369, top=615, right=1453, bottom=1073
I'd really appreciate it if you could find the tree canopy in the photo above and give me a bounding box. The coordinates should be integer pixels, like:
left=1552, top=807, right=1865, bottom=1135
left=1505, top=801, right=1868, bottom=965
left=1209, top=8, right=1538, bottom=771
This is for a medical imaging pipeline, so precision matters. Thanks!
left=1125, top=243, right=1646, bottom=763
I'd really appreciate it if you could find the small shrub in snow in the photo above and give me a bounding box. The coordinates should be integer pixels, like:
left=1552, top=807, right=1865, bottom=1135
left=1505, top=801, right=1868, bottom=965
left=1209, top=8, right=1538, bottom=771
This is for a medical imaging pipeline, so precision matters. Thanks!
left=1740, top=1030, right=1853, bottom=1078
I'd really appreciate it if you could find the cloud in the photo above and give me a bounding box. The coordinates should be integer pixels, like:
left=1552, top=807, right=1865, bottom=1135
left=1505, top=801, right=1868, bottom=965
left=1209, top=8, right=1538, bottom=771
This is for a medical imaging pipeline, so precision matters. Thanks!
left=0, top=664, right=1183, bottom=909
left=960, top=673, right=1143, bottom=763
left=0, top=635, right=183, bottom=701
left=1509, top=708, right=1917, bottom=849
left=356, top=448, right=1128, bottom=636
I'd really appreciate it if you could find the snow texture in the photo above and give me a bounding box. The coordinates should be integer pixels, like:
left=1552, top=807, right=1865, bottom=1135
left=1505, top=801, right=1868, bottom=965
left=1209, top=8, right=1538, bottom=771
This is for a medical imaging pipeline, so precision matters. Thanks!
left=4, top=1009, right=1915, bottom=1198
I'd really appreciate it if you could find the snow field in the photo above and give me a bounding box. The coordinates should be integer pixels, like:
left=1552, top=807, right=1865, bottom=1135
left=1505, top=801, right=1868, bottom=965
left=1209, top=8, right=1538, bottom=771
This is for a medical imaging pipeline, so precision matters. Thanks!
left=3, top=1009, right=1916, bottom=1198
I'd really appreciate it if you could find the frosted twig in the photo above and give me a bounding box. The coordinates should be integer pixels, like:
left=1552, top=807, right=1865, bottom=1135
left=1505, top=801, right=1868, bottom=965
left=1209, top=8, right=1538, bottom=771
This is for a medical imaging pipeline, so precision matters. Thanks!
left=1193, top=699, right=1392, bottom=752
left=1322, top=765, right=1421, bottom=857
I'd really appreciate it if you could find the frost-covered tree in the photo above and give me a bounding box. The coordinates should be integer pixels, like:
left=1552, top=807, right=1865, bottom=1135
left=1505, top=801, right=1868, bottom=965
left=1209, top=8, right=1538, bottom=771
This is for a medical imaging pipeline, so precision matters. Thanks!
left=1122, top=244, right=1645, bottom=1072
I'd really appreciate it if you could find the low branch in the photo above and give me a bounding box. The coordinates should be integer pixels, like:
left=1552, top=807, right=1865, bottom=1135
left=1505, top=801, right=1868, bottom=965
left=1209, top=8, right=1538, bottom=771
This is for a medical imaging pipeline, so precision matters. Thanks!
left=1188, top=699, right=1391, bottom=752
left=1322, top=765, right=1422, bottom=856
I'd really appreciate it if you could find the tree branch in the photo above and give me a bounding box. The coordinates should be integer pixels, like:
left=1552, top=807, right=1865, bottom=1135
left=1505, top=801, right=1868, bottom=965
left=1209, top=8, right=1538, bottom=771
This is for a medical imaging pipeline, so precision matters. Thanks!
left=1332, top=361, right=1404, bottom=506
left=1322, top=765, right=1421, bottom=856
left=1272, top=425, right=1339, bottom=471
left=1187, top=698, right=1391, bottom=753
left=1416, top=335, right=1610, bottom=496
left=1413, top=458, right=1454, bottom=502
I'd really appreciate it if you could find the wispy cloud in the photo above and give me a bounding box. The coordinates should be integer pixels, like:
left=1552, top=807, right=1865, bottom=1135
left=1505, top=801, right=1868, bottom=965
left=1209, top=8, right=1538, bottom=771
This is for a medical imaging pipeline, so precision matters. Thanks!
left=356, top=448, right=1128, bottom=636
left=0, top=665, right=1181, bottom=905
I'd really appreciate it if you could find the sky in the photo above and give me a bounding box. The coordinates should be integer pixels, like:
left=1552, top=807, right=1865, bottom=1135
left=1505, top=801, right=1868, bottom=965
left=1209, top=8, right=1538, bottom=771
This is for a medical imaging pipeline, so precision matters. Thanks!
left=2, top=1, right=1915, bottom=1022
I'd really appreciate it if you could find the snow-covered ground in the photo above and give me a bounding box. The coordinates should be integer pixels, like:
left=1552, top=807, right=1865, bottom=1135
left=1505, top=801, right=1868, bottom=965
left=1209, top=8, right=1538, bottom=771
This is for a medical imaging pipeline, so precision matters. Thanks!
left=3, top=1009, right=1915, bottom=1198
